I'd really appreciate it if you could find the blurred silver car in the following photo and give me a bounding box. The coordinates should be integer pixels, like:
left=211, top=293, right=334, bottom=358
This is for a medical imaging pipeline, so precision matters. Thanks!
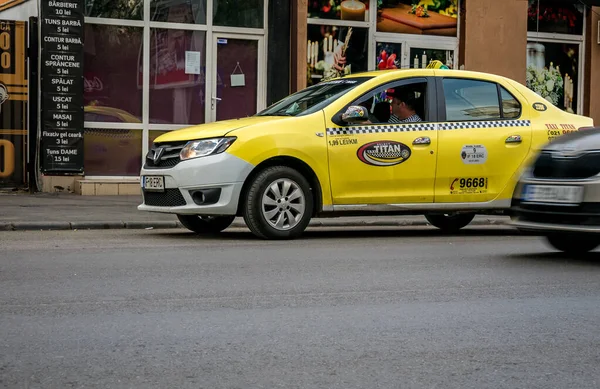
left=510, top=127, right=600, bottom=254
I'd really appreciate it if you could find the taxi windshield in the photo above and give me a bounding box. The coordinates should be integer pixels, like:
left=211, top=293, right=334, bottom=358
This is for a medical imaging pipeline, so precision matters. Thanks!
left=256, top=77, right=372, bottom=117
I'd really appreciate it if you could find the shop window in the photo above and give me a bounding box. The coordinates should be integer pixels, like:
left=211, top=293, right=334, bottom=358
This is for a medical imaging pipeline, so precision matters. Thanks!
left=526, top=41, right=579, bottom=113
left=442, top=79, right=502, bottom=121
left=84, top=129, right=142, bottom=176
left=213, top=0, right=264, bottom=29
left=148, top=29, right=206, bottom=125
left=527, top=0, right=584, bottom=35
left=308, top=0, right=369, bottom=22
left=151, top=0, right=207, bottom=24
left=409, top=48, right=455, bottom=69
left=84, top=0, right=143, bottom=20
left=376, top=0, right=458, bottom=36
left=149, top=131, right=170, bottom=147
left=307, top=25, right=369, bottom=86
left=375, top=42, right=401, bottom=70
left=84, top=25, right=143, bottom=123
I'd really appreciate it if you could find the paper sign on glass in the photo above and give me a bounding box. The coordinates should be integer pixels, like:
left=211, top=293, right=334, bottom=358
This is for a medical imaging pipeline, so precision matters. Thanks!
left=230, top=62, right=245, bottom=87
left=185, top=51, right=201, bottom=75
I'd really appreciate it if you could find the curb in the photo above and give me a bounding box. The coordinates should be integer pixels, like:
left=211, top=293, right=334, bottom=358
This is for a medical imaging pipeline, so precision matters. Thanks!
left=0, top=218, right=508, bottom=231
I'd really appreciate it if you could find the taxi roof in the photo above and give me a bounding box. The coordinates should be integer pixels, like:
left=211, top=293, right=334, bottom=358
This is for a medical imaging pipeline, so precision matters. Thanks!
left=339, top=68, right=512, bottom=83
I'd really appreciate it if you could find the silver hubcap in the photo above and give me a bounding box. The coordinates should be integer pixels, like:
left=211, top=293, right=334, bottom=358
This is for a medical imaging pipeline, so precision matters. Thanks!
left=261, top=178, right=306, bottom=231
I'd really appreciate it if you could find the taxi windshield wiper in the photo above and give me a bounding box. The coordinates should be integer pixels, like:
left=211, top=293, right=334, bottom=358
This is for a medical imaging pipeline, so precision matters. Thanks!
left=261, top=112, right=294, bottom=117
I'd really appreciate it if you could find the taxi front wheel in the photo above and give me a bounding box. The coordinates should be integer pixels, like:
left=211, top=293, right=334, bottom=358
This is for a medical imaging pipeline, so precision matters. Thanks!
left=424, top=212, right=475, bottom=232
left=177, top=215, right=235, bottom=234
left=242, top=166, right=314, bottom=240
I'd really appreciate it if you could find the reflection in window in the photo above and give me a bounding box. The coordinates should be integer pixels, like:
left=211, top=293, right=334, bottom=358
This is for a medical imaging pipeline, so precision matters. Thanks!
left=84, top=0, right=143, bottom=20
left=148, top=29, right=206, bottom=125
left=84, top=129, right=142, bottom=176
left=213, top=0, right=264, bottom=28
left=443, top=79, right=501, bottom=121
left=151, top=0, right=207, bottom=24
left=84, top=25, right=143, bottom=123
left=500, top=87, right=521, bottom=119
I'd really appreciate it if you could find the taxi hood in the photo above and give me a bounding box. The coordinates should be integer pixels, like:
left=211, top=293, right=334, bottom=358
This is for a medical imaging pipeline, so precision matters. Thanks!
left=153, top=116, right=284, bottom=143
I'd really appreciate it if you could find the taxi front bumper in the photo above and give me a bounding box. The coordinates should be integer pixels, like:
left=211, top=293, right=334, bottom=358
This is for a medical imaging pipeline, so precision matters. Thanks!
left=137, top=152, right=254, bottom=216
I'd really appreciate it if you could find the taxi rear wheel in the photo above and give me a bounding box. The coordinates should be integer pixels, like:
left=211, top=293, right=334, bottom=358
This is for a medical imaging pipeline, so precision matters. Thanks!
left=177, top=215, right=235, bottom=234
left=424, top=212, right=475, bottom=232
left=243, top=166, right=313, bottom=240
left=545, top=234, right=599, bottom=254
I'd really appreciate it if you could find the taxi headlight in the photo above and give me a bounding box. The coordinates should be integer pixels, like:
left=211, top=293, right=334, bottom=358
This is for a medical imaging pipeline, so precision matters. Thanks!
left=179, top=137, right=236, bottom=161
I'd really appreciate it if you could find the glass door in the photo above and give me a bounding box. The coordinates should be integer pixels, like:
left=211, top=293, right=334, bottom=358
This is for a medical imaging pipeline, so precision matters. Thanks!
left=210, top=34, right=265, bottom=122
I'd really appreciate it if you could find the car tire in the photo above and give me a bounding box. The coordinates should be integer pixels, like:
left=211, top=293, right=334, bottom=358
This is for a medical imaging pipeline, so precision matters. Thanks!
left=177, top=215, right=235, bottom=234
left=242, top=166, right=314, bottom=240
left=424, top=212, right=476, bottom=232
left=545, top=234, right=599, bottom=254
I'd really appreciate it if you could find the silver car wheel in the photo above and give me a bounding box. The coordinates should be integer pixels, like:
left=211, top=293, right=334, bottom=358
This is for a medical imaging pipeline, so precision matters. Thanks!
left=261, top=178, right=306, bottom=231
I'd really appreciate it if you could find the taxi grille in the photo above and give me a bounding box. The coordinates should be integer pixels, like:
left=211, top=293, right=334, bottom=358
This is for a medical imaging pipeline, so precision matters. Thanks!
left=142, top=189, right=187, bottom=207
left=144, top=141, right=187, bottom=169
left=532, top=151, right=600, bottom=179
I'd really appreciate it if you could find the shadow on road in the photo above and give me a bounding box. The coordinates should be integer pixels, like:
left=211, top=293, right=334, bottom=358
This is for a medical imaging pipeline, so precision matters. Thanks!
left=149, top=226, right=523, bottom=242
left=504, top=251, right=600, bottom=266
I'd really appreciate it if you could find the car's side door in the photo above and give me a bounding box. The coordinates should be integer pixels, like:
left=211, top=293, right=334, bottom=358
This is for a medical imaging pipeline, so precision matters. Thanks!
left=325, top=76, right=439, bottom=206
left=433, top=75, right=532, bottom=204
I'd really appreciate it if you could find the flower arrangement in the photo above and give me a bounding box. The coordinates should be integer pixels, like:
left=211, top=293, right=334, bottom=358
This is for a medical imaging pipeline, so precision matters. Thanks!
left=527, top=2, right=578, bottom=28
left=526, top=62, right=563, bottom=106
left=403, top=0, right=457, bottom=18
left=377, top=49, right=399, bottom=70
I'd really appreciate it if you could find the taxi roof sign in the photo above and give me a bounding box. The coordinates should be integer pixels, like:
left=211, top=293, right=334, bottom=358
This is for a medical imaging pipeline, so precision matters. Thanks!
left=426, top=60, right=449, bottom=70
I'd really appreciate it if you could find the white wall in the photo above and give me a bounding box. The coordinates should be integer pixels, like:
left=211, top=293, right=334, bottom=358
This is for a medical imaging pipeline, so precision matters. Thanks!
left=0, top=0, right=38, bottom=21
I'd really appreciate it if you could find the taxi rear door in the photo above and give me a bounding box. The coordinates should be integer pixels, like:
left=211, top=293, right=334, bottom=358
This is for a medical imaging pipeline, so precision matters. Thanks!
left=433, top=74, right=532, bottom=204
left=324, top=76, right=439, bottom=206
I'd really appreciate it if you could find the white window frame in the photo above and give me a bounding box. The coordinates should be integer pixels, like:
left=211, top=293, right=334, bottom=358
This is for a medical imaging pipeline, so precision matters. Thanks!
left=83, top=0, right=269, bottom=179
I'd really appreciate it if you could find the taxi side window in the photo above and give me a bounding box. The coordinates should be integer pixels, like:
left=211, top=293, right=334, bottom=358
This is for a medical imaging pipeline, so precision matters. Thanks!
left=352, top=79, right=429, bottom=124
left=500, top=86, right=521, bottom=119
left=443, top=78, right=522, bottom=122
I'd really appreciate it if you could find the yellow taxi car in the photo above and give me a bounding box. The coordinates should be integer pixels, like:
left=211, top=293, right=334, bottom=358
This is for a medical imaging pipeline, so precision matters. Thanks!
left=138, top=68, right=594, bottom=239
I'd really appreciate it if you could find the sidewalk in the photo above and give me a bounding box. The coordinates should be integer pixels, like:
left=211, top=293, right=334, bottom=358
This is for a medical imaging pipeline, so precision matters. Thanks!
left=0, top=190, right=509, bottom=231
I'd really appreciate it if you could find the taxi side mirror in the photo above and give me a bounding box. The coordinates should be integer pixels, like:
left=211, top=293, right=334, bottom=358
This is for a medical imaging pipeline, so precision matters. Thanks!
left=340, top=106, right=370, bottom=125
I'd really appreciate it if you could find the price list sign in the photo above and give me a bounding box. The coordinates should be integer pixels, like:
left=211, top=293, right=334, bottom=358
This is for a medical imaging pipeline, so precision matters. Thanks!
left=40, top=0, right=84, bottom=173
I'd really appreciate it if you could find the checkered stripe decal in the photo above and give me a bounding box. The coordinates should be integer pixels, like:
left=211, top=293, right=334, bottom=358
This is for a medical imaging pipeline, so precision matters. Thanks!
left=327, top=120, right=531, bottom=135
left=328, top=123, right=434, bottom=135
left=438, top=120, right=531, bottom=130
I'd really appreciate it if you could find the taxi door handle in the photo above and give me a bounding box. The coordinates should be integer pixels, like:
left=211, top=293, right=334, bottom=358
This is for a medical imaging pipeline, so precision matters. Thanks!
left=413, top=137, right=431, bottom=145
left=506, top=135, right=522, bottom=143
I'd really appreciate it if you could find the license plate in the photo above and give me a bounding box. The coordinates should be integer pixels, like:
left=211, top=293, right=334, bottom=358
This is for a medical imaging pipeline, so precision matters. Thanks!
left=522, top=184, right=583, bottom=205
left=142, top=176, right=164, bottom=192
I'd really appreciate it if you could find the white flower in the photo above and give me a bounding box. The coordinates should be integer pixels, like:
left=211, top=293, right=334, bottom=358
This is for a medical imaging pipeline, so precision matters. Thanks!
left=546, top=80, right=555, bottom=92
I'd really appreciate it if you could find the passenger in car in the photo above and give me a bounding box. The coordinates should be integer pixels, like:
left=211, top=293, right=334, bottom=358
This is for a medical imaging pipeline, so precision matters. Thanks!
left=386, top=88, right=422, bottom=123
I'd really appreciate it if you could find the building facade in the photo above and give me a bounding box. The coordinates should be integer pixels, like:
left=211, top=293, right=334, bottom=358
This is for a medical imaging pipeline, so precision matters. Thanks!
left=0, top=0, right=599, bottom=194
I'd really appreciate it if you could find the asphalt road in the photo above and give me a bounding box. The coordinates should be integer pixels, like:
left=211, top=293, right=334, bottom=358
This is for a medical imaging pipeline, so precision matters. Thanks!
left=1, top=226, right=599, bottom=389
